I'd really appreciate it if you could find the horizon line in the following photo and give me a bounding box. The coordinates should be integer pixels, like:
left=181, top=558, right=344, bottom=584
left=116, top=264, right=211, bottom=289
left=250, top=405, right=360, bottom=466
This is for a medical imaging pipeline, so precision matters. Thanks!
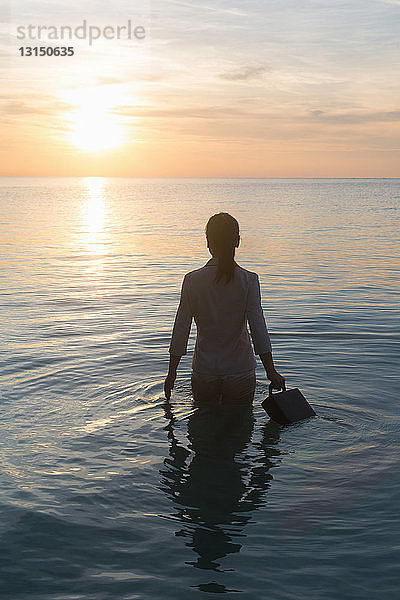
left=1, top=175, right=399, bottom=180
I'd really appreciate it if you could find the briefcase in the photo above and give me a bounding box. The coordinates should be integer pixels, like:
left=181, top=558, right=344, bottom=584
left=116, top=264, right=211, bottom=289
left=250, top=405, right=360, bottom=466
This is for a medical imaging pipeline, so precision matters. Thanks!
left=261, top=383, right=316, bottom=425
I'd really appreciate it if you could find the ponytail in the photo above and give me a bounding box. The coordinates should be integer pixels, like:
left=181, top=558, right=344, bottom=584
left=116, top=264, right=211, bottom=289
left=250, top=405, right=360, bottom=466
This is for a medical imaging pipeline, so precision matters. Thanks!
left=205, top=213, right=239, bottom=284
left=215, top=244, right=236, bottom=284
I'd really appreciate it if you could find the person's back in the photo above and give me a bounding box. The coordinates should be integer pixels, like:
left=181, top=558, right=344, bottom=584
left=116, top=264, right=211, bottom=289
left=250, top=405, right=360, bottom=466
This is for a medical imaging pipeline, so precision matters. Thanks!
left=173, top=259, right=270, bottom=377
left=164, top=212, right=285, bottom=405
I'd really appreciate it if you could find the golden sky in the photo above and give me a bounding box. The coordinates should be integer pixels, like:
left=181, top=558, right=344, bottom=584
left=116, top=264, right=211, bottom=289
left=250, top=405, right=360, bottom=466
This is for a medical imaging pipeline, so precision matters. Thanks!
left=1, top=0, right=399, bottom=177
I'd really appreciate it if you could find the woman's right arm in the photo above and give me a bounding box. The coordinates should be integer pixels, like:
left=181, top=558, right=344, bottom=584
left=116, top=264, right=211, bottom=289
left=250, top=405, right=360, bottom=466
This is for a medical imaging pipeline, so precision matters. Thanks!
left=247, top=274, right=285, bottom=389
left=247, top=273, right=272, bottom=354
left=259, top=352, right=285, bottom=390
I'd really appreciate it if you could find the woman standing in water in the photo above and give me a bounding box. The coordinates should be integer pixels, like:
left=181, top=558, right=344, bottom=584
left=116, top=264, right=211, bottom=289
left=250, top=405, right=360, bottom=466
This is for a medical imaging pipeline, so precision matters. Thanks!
left=164, top=212, right=285, bottom=405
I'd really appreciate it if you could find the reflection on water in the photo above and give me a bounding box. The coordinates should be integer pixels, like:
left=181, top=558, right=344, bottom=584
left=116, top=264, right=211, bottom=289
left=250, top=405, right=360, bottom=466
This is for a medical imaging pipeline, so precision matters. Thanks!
left=160, top=400, right=281, bottom=574
left=79, top=177, right=108, bottom=279
left=0, top=177, right=399, bottom=599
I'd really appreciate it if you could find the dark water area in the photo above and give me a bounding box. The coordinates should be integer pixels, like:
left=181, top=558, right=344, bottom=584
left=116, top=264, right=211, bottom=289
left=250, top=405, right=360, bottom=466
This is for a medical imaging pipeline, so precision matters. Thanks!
left=0, top=177, right=399, bottom=599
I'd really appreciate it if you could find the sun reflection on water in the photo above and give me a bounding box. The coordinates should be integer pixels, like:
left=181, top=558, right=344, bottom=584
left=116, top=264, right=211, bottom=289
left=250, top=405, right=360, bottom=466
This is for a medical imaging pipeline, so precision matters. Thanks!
left=80, top=177, right=108, bottom=283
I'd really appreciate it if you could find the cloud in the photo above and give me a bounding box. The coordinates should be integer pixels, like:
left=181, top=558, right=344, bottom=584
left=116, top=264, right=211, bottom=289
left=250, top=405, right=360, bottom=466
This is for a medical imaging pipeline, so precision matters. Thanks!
left=309, top=109, right=400, bottom=124
left=163, top=0, right=246, bottom=17
left=219, top=64, right=269, bottom=81
left=0, top=97, right=70, bottom=116
left=113, top=102, right=400, bottom=132
left=95, top=76, right=127, bottom=85
left=113, top=104, right=250, bottom=119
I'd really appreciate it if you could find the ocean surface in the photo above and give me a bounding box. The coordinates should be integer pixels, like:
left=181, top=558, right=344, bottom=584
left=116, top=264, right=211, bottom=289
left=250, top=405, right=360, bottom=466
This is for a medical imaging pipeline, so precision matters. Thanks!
left=0, top=177, right=399, bottom=600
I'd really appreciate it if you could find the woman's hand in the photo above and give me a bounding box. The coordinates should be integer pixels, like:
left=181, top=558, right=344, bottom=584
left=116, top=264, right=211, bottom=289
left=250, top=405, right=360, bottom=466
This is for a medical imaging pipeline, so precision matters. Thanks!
left=164, top=371, right=177, bottom=400
left=267, top=369, right=286, bottom=390
left=164, top=355, right=182, bottom=400
left=259, top=352, right=285, bottom=390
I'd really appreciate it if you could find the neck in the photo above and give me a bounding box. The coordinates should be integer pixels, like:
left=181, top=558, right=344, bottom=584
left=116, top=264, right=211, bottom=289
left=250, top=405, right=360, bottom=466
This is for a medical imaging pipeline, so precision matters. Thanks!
left=209, top=249, right=236, bottom=259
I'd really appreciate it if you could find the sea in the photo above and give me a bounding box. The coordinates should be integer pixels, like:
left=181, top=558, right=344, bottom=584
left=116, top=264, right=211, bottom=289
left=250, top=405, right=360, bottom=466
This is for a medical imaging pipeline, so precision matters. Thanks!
left=0, top=177, right=399, bottom=599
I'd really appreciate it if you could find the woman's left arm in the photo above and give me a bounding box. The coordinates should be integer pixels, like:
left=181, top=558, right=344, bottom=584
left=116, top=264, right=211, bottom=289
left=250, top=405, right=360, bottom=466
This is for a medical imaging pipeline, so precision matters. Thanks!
left=164, top=275, right=193, bottom=399
left=164, top=354, right=182, bottom=399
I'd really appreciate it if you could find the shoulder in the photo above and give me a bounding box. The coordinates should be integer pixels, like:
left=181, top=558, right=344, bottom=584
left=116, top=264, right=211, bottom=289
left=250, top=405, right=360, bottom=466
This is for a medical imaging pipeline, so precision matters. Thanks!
left=184, top=266, right=206, bottom=281
left=181, top=264, right=210, bottom=287
left=185, top=261, right=215, bottom=279
left=235, top=264, right=259, bottom=281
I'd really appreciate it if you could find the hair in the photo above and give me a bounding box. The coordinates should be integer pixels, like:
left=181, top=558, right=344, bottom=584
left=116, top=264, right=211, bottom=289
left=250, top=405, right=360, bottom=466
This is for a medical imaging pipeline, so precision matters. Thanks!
left=205, top=212, right=240, bottom=284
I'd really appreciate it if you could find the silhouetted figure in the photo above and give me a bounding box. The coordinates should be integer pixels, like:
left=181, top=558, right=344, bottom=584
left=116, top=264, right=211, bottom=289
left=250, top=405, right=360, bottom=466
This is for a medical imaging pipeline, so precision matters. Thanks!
left=164, top=212, right=285, bottom=405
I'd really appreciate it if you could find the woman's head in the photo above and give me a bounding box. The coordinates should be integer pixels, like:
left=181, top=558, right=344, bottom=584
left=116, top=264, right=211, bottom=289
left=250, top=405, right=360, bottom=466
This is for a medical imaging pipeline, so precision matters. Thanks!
left=205, top=212, right=240, bottom=283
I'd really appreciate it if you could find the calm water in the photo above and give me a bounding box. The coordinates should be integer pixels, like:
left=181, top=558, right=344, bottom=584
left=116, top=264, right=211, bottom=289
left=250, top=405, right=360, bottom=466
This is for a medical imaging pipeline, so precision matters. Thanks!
left=0, top=177, right=399, bottom=599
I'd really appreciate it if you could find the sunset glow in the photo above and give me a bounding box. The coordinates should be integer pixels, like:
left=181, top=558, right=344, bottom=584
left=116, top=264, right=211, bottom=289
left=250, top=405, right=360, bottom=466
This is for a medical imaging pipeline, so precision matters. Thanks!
left=1, top=1, right=399, bottom=177
left=64, top=88, right=125, bottom=152
left=68, top=108, right=124, bottom=152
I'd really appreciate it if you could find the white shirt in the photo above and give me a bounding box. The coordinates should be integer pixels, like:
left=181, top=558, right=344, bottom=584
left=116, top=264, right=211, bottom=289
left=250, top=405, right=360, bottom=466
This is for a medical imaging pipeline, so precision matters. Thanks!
left=169, top=258, right=272, bottom=376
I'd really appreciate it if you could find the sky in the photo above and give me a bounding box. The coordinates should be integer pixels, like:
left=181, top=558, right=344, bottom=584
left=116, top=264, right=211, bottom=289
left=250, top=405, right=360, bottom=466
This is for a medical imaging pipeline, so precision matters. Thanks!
left=1, top=0, right=399, bottom=177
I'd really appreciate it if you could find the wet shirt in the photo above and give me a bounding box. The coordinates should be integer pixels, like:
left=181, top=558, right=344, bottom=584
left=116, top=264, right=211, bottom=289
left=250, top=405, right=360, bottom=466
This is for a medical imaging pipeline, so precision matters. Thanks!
left=168, top=258, right=272, bottom=376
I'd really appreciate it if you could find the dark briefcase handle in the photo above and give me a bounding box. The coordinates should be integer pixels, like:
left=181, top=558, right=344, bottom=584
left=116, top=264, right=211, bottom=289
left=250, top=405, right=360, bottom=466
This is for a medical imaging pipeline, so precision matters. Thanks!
left=269, top=382, right=286, bottom=396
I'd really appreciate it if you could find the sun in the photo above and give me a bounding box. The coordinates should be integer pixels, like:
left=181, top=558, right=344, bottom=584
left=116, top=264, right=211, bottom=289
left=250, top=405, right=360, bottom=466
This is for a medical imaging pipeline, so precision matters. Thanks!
left=68, top=108, right=124, bottom=152
left=64, top=87, right=126, bottom=153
